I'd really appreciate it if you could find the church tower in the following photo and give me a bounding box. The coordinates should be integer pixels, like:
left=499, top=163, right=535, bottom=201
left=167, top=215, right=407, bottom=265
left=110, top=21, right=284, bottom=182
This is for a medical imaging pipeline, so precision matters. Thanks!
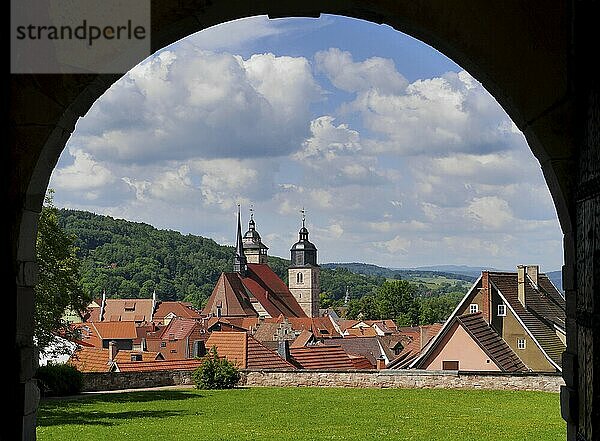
left=242, top=207, right=269, bottom=264
left=232, top=205, right=247, bottom=276
left=288, top=210, right=320, bottom=317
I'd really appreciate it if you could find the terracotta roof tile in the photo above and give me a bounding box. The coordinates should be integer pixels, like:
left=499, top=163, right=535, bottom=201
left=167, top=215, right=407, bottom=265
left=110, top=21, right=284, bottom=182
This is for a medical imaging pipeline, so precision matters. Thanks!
left=205, top=331, right=295, bottom=369
left=115, top=359, right=202, bottom=373
left=290, top=345, right=354, bottom=370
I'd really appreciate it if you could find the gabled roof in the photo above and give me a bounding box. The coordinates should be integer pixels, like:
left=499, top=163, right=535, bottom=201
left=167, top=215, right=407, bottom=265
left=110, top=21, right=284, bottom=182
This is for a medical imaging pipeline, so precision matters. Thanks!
left=323, top=336, right=386, bottom=366
left=159, top=317, right=202, bottom=340
left=68, top=347, right=163, bottom=372
left=456, top=313, right=528, bottom=372
left=290, top=330, right=315, bottom=348
left=202, top=272, right=259, bottom=318
left=243, top=264, right=307, bottom=318
left=289, top=345, right=354, bottom=370
left=91, top=321, right=138, bottom=340
left=202, top=265, right=308, bottom=319
left=206, top=331, right=295, bottom=369
left=488, top=272, right=565, bottom=368
left=101, top=299, right=155, bottom=322
left=389, top=324, right=443, bottom=369
left=153, top=301, right=202, bottom=321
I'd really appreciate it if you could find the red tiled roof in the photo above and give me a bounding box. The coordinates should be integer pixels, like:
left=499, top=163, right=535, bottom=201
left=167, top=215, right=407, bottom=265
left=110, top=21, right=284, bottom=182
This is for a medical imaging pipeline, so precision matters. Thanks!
left=290, top=330, right=314, bottom=348
left=202, top=273, right=259, bottom=317
left=289, top=345, right=354, bottom=370
left=206, top=331, right=295, bottom=369
left=102, top=299, right=154, bottom=322
left=68, top=347, right=162, bottom=372
left=115, top=359, right=202, bottom=373
left=244, top=264, right=307, bottom=318
left=92, top=321, right=138, bottom=340
left=154, top=301, right=202, bottom=320
left=348, top=355, right=375, bottom=369
left=160, top=317, right=199, bottom=340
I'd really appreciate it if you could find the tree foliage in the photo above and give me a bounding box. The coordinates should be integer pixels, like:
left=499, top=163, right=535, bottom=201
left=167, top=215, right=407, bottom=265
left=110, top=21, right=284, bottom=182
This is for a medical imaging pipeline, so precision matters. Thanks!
left=192, top=346, right=241, bottom=389
left=36, top=192, right=89, bottom=355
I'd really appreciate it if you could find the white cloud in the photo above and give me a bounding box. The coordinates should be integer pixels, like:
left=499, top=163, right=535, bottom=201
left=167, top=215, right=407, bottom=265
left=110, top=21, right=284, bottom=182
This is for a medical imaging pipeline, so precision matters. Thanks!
left=315, top=48, right=408, bottom=94
left=68, top=46, right=323, bottom=164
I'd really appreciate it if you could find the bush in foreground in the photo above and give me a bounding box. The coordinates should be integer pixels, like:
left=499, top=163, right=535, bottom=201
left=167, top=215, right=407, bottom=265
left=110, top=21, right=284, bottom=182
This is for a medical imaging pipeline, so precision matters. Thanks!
left=36, top=363, right=83, bottom=397
left=192, top=346, right=240, bottom=389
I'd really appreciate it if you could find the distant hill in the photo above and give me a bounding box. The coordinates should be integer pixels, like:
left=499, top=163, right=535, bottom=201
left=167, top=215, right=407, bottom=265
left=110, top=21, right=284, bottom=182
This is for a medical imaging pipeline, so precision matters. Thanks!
left=323, top=262, right=476, bottom=283
left=399, top=265, right=500, bottom=278
left=546, top=270, right=563, bottom=292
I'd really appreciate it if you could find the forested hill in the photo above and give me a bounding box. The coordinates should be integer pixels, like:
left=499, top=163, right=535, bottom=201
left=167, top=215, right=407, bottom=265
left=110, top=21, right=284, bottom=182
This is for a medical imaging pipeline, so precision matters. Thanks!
left=58, top=209, right=285, bottom=307
left=57, top=209, right=387, bottom=308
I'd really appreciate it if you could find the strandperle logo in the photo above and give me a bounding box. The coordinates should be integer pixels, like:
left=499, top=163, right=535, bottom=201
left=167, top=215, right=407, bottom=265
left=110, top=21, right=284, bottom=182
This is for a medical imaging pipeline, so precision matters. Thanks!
left=11, top=0, right=151, bottom=74
left=15, top=19, right=147, bottom=47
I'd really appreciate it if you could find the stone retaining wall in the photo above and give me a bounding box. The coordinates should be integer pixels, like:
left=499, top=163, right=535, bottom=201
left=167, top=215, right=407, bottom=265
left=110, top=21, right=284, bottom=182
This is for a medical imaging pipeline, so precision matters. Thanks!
left=82, top=369, right=564, bottom=393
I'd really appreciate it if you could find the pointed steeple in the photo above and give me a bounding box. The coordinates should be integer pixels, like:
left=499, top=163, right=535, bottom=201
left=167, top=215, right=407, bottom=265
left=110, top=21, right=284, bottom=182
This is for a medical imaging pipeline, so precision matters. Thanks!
left=233, top=204, right=247, bottom=275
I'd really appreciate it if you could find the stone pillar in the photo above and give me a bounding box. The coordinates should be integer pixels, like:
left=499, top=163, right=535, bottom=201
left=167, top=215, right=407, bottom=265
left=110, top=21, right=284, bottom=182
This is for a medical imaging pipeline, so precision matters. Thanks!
left=16, top=209, right=42, bottom=441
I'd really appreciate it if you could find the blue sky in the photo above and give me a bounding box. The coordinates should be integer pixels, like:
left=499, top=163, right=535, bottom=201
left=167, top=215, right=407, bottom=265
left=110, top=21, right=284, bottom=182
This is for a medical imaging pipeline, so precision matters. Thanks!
left=50, top=15, right=563, bottom=271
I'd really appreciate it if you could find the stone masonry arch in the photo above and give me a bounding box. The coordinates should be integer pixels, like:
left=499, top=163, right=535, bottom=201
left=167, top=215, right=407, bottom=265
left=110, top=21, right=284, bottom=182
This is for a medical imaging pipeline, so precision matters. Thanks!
left=8, top=1, right=597, bottom=440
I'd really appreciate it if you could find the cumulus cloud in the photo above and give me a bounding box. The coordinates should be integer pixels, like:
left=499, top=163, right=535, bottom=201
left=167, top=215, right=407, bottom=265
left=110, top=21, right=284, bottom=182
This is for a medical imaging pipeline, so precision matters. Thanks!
left=315, top=48, right=408, bottom=94
left=68, top=46, right=323, bottom=164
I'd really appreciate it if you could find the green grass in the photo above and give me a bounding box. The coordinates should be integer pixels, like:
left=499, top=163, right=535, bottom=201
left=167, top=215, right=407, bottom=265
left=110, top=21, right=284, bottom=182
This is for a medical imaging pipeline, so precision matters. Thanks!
left=37, top=387, right=565, bottom=441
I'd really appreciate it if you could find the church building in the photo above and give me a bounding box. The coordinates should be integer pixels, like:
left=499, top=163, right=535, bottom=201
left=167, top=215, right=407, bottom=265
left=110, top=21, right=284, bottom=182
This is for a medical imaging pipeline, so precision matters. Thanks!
left=202, top=207, right=321, bottom=319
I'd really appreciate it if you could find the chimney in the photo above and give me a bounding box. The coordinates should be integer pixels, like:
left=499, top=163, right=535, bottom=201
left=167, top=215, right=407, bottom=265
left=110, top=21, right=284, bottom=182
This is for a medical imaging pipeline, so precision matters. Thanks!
left=517, top=265, right=526, bottom=306
left=277, top=339, right=290, bottom=361
left=376, top=355, right=386, bottom=370
left=480, top=271, right=491, bottom=322
left=108, top=340, right=119, bottom=362
left=526, top=265, right=539, bottom=289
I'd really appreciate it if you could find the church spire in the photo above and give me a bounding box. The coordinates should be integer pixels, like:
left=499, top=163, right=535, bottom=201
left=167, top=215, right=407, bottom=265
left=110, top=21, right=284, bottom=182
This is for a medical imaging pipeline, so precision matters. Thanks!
left=233, top=204, right=247, bottom=275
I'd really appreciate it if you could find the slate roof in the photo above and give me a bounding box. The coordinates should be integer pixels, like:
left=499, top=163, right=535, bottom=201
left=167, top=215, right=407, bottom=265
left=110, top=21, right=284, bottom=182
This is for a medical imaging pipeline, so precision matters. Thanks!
left=489, top=272, right=565, bottom=368
left=289, top=345, right=354, bottom=370
left=457, top=312, right=528, bottom=372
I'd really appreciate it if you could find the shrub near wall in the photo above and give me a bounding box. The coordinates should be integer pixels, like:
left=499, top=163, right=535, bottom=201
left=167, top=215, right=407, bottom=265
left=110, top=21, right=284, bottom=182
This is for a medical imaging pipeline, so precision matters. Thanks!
left=36, top=364, right=83, bottom=396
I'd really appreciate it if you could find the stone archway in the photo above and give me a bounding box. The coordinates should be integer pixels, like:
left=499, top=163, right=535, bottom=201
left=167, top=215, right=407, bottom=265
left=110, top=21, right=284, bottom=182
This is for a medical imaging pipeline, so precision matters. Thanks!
left=9, top=1, right=596, bottom=440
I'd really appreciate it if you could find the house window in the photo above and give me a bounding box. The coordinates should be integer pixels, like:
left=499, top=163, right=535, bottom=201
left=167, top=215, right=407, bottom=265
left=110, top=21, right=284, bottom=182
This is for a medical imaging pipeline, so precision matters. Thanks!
left=442, top=360, right=459, bottom=370
left=517, top=338, right=526, bottom=349
left=469, top=304, right=479, bottom=314
left=130, top=353, right=142, bottom=361
left=297, top=272, right=303, bottom=284
left=498, top=304, right=506, bottom=316
left=160, top=341, right=166, bottom=348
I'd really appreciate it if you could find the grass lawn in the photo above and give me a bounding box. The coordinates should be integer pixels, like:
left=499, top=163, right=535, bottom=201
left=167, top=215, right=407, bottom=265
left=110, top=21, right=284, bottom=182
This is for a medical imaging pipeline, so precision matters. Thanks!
left=37, top=387, right=565, bottom=441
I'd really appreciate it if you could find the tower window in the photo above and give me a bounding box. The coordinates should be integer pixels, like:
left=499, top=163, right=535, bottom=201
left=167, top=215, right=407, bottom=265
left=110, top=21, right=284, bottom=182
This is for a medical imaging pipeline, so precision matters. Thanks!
left=297, top=273, right=303, bottom=284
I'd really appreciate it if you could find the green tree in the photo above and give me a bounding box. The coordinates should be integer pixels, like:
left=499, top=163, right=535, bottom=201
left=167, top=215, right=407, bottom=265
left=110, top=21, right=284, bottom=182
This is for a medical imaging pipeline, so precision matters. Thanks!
left=35, top=191, right=89, bottom=356
left=376, top=280, right=420, bottom=326
left=192, top=346, right=241, bottom=389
